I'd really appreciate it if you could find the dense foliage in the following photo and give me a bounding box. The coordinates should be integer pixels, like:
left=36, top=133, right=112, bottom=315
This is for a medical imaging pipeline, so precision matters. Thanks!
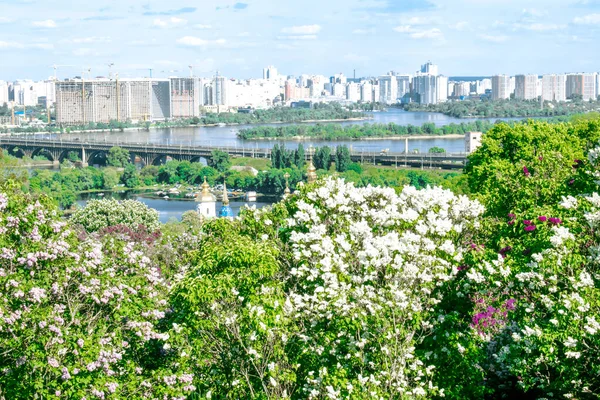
left=70, top=198, right=160, bottom=232
left=403, top=98, right=600, bottom=118
left=3, top=115, right=600, bottom=398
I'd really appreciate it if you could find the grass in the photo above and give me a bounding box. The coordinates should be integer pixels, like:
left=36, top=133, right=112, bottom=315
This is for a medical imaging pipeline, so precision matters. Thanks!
left=230, top=157, right=270, bottom=170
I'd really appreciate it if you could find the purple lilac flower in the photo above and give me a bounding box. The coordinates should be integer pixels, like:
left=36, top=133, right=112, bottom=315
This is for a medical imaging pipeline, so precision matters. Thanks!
left=508, top=213, right=516, bottom=219
left=524, top=225, right=536, bottom=232
left=499, top=246, right=512, bottom=258
left=523, top=166, right=531, bottom=177
left=523, top=220, right=532, bottom=226
left=548, top=217, right=562, bottom=225
left=568, top=179, right=575, bottom=186
left=538, top=216, right=547, bottom=222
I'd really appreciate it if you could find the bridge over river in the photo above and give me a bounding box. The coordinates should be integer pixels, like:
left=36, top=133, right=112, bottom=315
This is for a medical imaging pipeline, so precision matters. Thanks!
left=0, top=137, right=468, bottom=170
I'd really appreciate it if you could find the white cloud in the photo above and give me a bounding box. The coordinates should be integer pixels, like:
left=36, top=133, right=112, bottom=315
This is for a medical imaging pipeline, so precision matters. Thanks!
left=478, top=34, right=509, bottom=43
left=281, top=25, right=321, bottom=34
left=277, top=35, right=318, bottom=40
left=69, top=37, right=111, bottom=44
left=194, top=24, right=212, bottom=29
left=32, top=19, right=57, bottom=28
left=154, top=17, right=187, bottom=28
left=0, top=41, right=53, bottom=50
left=409, top=28, right=444, bottom=40
left=449, top=21, right=469, bottom=31
left=353, top=28, right=375, bottom=34
left=393, top=25, right=413, bottom=33
left=513, top=23, right=565, bottom=31
left=177, top=36, right=227, bottom=46
left=0, top=17, right=11, bottom=24
left=399, top=16, right=441, bottom=25
left=73, top=48, right=100, bottom=56
left=573, top=13, right=600, bottom=24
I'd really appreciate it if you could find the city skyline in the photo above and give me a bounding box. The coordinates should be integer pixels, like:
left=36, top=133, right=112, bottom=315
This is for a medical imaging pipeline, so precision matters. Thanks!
left=1, top=0, right=600, bottom=81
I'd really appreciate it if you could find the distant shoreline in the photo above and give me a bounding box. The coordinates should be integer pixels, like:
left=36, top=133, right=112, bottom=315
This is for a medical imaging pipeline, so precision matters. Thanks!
left=241, top=134, right=466, bottom=141
left=2, top=117, right=372, bottom=136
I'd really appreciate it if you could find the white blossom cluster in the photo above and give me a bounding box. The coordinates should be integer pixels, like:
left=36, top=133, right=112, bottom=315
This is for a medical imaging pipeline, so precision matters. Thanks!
left=285, top=178, right=484, bottom=398
left=71, top=199, right=160, bottom=232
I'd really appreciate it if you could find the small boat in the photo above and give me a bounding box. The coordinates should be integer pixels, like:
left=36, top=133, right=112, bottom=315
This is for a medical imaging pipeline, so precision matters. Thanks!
left=164, top=196, right=169, bottom=199
left=217, top=123, right=227, bottom=127
left=98, top=193, right=104, bottom=197
left=245, top=191, right=257, bottom=202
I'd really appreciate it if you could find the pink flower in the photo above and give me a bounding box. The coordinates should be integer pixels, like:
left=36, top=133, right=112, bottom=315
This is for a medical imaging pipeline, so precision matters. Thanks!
left=538, top=216, right=547, bottom=222
left=523, top=166, right=531, bottom=177
left=524, top=225, right=536, bottom=232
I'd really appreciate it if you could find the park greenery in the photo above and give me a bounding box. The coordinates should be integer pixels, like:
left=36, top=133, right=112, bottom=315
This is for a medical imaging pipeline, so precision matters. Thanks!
left=2, top=114, right=600, bottom=398
left=402, top=97, right=600, bottom=118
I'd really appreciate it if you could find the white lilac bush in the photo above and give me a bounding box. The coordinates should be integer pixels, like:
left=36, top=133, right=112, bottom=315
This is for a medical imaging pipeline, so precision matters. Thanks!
left=279, top=178, right=483, bottom=398
left=0, top=184, right=192, bottom=399
left=71, top=199, right=160, bottom=233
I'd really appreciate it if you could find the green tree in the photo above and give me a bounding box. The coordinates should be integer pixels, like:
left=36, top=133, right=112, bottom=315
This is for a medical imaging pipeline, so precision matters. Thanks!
left=295, top=143, right=305, bottom=168
left=335, top=145, right=352, bottom=172
left=102, top=168, right=120, bottom=189
left=121, top=163, right=140, bottom=188
left=428, top=146, right=446, bottom=153
left=208, top=150, right=231, bottom=173
left=314, top=146, right=331, bottom=170
left=107, top=146, right=130, bottom=168
left=66, top=151, right=81, bottom=162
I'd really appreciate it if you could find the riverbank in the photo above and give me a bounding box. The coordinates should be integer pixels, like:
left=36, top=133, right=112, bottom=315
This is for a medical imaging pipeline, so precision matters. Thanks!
left=2, top=117, right=372, bottom=136
left=247, top=133, right=466, bottom=141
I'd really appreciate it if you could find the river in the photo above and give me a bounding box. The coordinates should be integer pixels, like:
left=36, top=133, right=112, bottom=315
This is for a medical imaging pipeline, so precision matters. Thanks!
left=50, top=109, right=526, bottom=154
left=76, top=191, right=278, bottom=223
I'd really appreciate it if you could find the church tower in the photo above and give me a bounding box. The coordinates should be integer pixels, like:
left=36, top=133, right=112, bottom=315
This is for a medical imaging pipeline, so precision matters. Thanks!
left=197, top=176, right=216, bottom=218
left=219, top=182, right=234, bottom=218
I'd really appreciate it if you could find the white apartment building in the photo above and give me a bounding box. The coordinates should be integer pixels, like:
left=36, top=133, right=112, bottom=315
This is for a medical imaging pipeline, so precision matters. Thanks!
left=378, top=75, right=398, bottom=104
left=477, top=79, right=492, bottom=95
left=0, top=81, right=9, bottom=106
left=514, top=75, right=538, bottom=100
left=396, top=75, right=411, bottom=100
left=541, top=74, right=566, bottom=102
left=566, top=73, right=598, bottom=101
left=420, top=62, right=439, bottom=76
left=413, top=74, right=437, bottom=104
left=372, top=84, right=380, bottom=103
left=465, top=132, right=483, bottom=154
left=436, top=75, right=448, bottom=103
left=333, top=83, right=345, bottom=98
left=453, top=82, right=471, bottom=97
left=491, top=75, right=510, bottom=100
left=263, top=65, right=278, bottom=81
left=55, top=78, right=171, bottom=125
left=360, top=82, right=373, bottom=103
left=346, top=82, right=360, bottom=102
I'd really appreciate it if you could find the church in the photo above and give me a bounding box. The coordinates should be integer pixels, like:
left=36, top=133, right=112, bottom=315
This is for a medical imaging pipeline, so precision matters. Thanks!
left=196, top=177, right=233, bottom=219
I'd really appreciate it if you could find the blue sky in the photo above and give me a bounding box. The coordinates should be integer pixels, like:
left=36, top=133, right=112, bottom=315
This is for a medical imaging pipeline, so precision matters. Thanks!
left=1, top=0, right=600, bottom=81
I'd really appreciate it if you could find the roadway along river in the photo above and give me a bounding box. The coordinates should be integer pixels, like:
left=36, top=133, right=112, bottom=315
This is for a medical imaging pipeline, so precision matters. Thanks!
left=54, top=109, right=526, bottom=154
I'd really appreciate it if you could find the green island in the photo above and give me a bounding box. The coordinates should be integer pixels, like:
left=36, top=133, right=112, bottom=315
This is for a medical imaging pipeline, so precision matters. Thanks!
left=401, top=97, right=600, bottom=118
left=237, top=116, right=572, bottom=140
left=1, top=114, right=600, bottom=399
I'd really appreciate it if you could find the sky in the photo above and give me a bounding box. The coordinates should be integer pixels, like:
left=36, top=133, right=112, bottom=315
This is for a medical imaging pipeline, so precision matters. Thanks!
left=1, top=0, right=600, bottom=81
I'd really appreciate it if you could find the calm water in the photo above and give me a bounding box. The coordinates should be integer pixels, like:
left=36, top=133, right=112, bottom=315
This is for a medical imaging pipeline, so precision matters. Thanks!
left=77, top=191, right=277, bottom=223
left=49, top=109, right=527, bottom=154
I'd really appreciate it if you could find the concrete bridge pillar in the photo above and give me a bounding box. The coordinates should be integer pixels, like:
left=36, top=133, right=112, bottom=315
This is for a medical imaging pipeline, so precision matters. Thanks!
left=81, top=147, right=88, bottom=167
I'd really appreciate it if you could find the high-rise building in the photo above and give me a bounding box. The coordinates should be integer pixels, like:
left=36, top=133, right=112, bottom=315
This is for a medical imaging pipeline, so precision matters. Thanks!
left=333, top=83, right=345, bottom=98
left=436, top=75, right=448, bottom=103
left=0, top=81, right=9, bottom=106
left=55, top=78, right=171, bottom=125
left=331, top=73, right=347, bottom=85
left=372, top=84, right=380, bottom=103
left=212, top=76, right=227, bottom=106
left=395, top=75, right=411, bottom=100
left=413, top=74, right=437, bottom=104
left=491, top=75, right=510, bottom=100
left=541, top=74, right=566, bottom=102
left=346, top=82, right=360, bottom=102
left=170, top=78, right=206, bottom=118
left=378, top=75, right=398, bottom=104
left=514, top=75, right=538, bottom=100
left=360, top=81, right=373, bottom=103
left=476, top=79, right=492, bottom=95
left=263, top=65, right=278, bottom=81
left=566, top=73, right=598, bottom=101
left=420, top=62, right=439, bottom=76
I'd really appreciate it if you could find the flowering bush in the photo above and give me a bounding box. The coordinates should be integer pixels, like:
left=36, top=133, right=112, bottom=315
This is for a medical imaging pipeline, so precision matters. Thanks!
left=71, top=199, right=160, bottom=233
left=0, top=183, right=192, bottom=399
